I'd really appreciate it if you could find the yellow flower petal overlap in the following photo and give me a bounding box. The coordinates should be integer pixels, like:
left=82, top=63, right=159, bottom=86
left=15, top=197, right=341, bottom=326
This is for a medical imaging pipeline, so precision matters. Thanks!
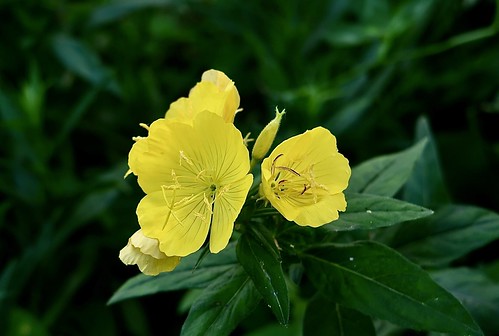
left=119, top=229, right=181, bottom=276
left=128, top=111, right=253, bottom=257
left=165, top=69, right=240, bottom=123
left=260, top=127, right=351, bottom=227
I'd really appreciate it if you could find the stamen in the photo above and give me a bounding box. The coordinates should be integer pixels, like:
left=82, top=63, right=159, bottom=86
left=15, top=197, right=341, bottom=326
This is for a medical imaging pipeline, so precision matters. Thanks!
left=216, top=184, right=230, bottom=200
left=243, top=132, right=254, bottom=146
left=139, top=123, right=149, bottom=130
left=161, top=185, right=177, bottom=230
left=203, top=193, right=214, bottom=214
left=193, top=212, right=206, bottom=221
left=196, top=169, right=207, bottom=180
left=171, top=169, right=181, bottom=188
left=179, top=150, right=193, bottom=166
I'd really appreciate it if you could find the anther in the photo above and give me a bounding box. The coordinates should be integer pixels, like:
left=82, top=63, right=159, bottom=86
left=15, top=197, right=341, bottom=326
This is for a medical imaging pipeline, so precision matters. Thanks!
left=300, top=184, right=309, bottom=195
left=275, top=166, right=301, bottom=176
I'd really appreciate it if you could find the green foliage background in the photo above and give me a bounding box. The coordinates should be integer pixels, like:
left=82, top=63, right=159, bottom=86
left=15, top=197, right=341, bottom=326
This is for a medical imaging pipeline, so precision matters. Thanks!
left=1, top=0, right=498, bottom=335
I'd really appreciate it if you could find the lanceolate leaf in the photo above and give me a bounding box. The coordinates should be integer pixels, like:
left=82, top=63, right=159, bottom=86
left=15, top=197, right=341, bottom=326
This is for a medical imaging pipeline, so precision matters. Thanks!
left=108, top=243, right=237, bottom=304
left=51, top=34, right=120, bottom=94
left=403, top=117, right=450, bottom=208
left=302, top=241, right=482, bottom=335
left=303, top=295, right=375, bottom=336
left=392, top=205, right=499, bottom=267
left=237, top=223, right=289, bottom=325
left=181, top=266, right=261, bottom=336
left=431, top=268, right=499, bottom=335
left=327, top=192, right=433, bottom=231
left=347, top=138, right=427, bottom=197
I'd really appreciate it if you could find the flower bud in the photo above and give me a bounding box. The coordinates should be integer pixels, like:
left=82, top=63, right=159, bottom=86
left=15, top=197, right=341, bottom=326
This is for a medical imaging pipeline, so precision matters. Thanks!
left=252, top=108, right=285, bottom=162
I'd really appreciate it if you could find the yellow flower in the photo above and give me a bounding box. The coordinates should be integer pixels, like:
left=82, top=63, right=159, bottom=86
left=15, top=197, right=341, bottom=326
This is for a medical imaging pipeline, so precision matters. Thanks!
left=165, top=69, right=240, bottom=123
left=251, top=108, right=285, bottom=163
left=259, top=127, right=350, bottom=227
left=128, top=111, right=253, bottom=257
left=119, top=229, right=181, bottom=275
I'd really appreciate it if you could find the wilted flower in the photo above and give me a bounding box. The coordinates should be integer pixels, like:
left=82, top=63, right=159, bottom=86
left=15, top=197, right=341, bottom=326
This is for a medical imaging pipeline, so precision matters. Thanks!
left=165, top=69, right=240, bottom=123
left=259, top=127, right=350, bottom=227
left=119, top=230, right=180, bottom=276
left=128, top=111, right=253, bottom=257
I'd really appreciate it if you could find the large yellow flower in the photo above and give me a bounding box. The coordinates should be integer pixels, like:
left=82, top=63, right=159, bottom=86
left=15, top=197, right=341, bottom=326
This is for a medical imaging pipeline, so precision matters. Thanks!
left=165, top=69, right=240, bottom=123
left=129, top=111, right=253, bottom=257
left=119, top=229, right=180, bottom=276
left=259, top=127, right=350, bottom=227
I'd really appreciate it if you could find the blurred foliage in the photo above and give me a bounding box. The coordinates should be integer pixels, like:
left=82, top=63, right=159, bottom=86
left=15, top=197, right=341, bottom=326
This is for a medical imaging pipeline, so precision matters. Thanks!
left=1, top=0, right=498, bottom=334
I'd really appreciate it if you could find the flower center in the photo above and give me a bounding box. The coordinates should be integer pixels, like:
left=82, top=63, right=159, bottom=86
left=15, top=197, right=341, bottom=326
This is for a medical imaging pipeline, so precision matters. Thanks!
left=156, top=151, right=224, bottom=228
left=269, top=154, right=328, bottom=203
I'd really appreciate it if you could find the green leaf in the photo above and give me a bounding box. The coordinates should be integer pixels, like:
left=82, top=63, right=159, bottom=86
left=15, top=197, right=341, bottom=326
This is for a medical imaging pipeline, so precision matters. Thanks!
left=181, top=266, right=261, bottom=336
left=431, top=268, right=499, bottom=335
left=324, top=24, right=383, bottom=47
left=108, top=243, right=237, bottom=304
left=327, top=192, right=433, bottom=231
left=7, top=307, right=49, bottom=336
left=393, top=205, right=499, bottom=267
left=51, top=34, right=120, bottom=95
left=403, top=116, right=450, bottom=208
left=87, top=0, right=173, bottom=26
left=347, top=138, right=428, bottom=197
left=326, top=68, right=393, bottom=135
left=237, top=223, right=289, bottom=325
left=303, top=295, right=375, bottom=336
left=302, top=241, right=482, bottom=335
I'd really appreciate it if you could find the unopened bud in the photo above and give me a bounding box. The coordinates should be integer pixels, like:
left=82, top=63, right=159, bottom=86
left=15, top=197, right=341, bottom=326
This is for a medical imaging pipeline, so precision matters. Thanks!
left=252, top=108, right=285, bottom=162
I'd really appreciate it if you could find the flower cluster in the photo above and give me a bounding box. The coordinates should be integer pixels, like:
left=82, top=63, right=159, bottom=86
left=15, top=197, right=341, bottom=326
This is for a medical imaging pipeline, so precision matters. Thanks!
left=119, top=70, right=351, bottom=275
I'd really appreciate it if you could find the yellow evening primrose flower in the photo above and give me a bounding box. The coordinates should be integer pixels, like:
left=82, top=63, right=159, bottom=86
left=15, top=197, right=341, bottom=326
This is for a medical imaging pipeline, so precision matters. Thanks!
left=259, top=127, right=350, bottom=227
left=119, top=229, right=180, bottom=275
left=128, top=111, right=253, bottom=257
left=165, top=69, right=240, bottom=123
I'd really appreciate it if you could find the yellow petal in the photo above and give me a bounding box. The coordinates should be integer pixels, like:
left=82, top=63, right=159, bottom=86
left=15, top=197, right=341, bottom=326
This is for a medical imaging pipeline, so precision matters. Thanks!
left=138, top=190, right=211, bottom=257
left=165, top=69, right=240, bottom=123
left=292, top=193, right=347, bottom=227
left=210, top=174, right=253, bottom=253
left=128, top=119, right=196, bottom=194
left=164, top=97, right=195, bottom=124
left=119, top=229, right=181, bottom=275
left=190, top=111, right=251, bottom=183
left=201, top=69, right=240, bottom=122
